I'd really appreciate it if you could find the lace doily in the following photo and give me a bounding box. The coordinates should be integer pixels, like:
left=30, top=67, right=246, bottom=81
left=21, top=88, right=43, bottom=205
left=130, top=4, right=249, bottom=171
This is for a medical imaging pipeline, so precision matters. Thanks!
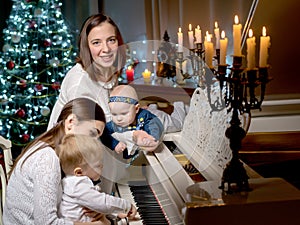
left=178, top=79, right=250, bottom=181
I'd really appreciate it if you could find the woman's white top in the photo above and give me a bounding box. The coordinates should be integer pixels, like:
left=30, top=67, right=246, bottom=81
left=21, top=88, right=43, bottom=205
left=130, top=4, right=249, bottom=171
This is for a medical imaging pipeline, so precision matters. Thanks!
left=47, top=63, right=113, bottom=130
left=3, top=142, right=73, bottom=225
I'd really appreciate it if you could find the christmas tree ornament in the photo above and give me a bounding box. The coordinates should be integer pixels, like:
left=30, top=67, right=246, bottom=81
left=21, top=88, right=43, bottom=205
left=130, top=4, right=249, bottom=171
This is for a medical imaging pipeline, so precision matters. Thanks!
left=2, top=44, right=12, bottom=52
left=21, top=134, right=30, bottom=143
left=27, top=20, right=37, bottom=29
left=11, top=34, right=21, bottom=43
left=40, top=106, right=51, bottom=117
left=49, top=58, right=60, bottom=67
left=6, top=60, right=15, bottom=70
left=32, top=50, right=42, bottom=59
left=43, top=39, right=52, bottom=47
left=51, top=81, right=60, bottom=90
left=34, top=8, right=43, bottom=17
left=16, top=108, right=26, bottom=118
left=34, top=84, right=44, bottom=92
left=18, top=79, right=27, bottom=89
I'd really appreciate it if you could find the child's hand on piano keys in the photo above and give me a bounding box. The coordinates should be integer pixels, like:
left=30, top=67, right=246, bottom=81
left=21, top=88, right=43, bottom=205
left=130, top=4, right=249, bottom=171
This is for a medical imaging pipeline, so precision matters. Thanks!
left=117, top=204, right=137, bottom=220
left=127, top=204, right=137, bottom=219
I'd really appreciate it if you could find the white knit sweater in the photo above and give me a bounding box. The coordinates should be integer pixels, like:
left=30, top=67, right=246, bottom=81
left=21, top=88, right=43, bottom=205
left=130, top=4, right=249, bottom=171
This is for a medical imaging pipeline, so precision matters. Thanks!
left=3, top=142, right=73, bottom=225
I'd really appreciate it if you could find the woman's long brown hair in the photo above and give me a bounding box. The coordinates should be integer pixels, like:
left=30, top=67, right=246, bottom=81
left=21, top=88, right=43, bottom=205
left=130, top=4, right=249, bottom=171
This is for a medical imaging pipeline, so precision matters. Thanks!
left=8, top=98, right=106, bottom=178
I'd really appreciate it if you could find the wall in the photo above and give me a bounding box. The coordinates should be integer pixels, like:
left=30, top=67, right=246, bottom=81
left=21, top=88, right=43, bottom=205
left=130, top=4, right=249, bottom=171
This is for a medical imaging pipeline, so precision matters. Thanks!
left=103, top=0, right=300, bottom=99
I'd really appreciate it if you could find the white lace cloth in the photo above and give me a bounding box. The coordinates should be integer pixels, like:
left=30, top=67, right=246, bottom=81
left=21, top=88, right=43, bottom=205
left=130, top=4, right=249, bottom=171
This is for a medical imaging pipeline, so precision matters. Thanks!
left=178, top=78, right=250, bottom=180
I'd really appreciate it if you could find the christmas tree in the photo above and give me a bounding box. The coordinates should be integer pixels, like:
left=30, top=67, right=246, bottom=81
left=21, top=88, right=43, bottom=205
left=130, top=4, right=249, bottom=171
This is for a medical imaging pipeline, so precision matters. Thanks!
left=0, top=0, right=76, bottom=158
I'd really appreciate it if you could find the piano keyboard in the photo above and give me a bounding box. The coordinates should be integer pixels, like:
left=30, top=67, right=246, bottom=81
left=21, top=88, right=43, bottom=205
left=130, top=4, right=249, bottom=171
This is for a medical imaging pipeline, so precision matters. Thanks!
left=117, top=181, right=170, bottom=225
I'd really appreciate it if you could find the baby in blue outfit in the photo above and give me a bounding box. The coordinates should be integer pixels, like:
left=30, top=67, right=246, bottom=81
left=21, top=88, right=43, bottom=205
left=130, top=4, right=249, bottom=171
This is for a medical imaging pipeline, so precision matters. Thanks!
left=101, top=85, right=164, bottom=159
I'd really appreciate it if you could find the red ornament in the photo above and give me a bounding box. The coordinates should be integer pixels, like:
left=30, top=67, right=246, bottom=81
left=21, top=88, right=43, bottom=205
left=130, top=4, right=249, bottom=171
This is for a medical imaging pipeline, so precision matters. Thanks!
left=19, top=79, right=27, bottom=89
left=22, top=134, right=30, bottom=143
left=16, top=108, right=26, bottom=118
left=43, top=39, right=52, bottom=47
left=34, top=83, right=43, bottom=92
left=51, top=81, right=60, bottom=90
left=6, top=60, right=15, bottom=70
left=27, top=20, right=36, bottom=29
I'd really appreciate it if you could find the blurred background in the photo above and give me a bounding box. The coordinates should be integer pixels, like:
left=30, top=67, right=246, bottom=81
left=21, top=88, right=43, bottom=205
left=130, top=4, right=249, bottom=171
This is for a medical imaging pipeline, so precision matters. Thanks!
left=1, top=0, right=300, bottom=98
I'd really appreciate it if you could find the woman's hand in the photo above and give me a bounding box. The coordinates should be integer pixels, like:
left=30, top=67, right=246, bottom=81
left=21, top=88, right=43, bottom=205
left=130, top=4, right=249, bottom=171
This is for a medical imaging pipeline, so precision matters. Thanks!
left=132, top=130, right=159, bottom=151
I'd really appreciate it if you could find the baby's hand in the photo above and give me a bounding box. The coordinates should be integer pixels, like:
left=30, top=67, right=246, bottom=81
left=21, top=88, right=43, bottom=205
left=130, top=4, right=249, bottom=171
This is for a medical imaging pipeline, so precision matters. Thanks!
left=115, top=142, right=127, bottom=154
left=117, top=204, right=137, bottom=219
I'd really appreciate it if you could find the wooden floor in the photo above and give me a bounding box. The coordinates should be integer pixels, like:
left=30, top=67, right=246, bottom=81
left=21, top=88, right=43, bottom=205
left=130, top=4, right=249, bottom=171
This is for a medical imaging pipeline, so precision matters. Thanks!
left=240, top=131, right=300, bottom=189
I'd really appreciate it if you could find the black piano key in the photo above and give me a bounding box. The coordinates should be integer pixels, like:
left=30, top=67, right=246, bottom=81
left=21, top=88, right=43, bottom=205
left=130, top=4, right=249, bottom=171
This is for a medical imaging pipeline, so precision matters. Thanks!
left=129, top=182, right=169, bottom=225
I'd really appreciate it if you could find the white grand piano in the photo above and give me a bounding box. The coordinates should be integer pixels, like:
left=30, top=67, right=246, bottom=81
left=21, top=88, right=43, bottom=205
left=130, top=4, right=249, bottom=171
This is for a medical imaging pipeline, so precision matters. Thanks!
left=112, top=84, right=300, bottom=225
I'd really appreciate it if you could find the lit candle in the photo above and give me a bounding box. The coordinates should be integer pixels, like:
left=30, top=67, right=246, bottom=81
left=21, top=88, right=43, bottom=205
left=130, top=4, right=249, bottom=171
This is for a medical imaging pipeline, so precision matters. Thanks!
left=142, top=68, right=151, bottom=82
left=259, top=26, right=271, bottom=67
left=177, top=27, right=183, bottom=52
left=204, top=31, right=214, bottom=68
left=195, top=25, right=202, bottom=43
left=188, top=24, right=194, bottom=49
left=214, top=21, right=220, bottom=49
left=233, top=15, right=242, bottom=56
left=246, top=29, right=256, bottom=69
left=220, top=31, right=228, bottom=65
left=126, top=66, right=134, bottom=82
left=142, top=69, right=151, bottom=78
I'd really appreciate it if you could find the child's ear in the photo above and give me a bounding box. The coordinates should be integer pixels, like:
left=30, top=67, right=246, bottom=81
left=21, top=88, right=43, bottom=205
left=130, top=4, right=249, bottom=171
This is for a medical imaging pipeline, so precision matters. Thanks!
left=135, top=104, right=140, bottom=113
left=65, top=114, right=78, bottom=132
left=74, top=167, right=83, bottom=176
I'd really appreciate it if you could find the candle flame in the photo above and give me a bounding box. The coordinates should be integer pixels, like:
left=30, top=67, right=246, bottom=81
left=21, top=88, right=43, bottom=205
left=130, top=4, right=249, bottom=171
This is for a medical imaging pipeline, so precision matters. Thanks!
left=234, top=15, right=239, bottom=24
left=221, top=30, right=225, bottom=39
left=127, top=66, right=132, bottom=70
left=189, top=24, right=192, bottom=31
left=144, top=69, right=149, bottom=72
left=214, top=21, right=218, bottom=28
left=178, top=27, right=182, bottom=33
left=197, top=25, right=200, bottom=30
left=262, top=26, right=267, bottom=36
left=249, top=29, right=253, bottom=38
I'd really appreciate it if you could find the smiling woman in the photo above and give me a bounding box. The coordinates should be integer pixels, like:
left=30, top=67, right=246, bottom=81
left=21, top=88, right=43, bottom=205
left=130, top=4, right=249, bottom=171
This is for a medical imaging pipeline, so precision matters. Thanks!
left=47, top=14, right=127, bottom=128
left=87, top=24, right=119, bottom=71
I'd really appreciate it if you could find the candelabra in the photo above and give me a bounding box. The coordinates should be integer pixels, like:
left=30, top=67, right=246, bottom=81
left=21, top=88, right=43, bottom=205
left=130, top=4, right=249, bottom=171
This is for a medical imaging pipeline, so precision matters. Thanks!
left=214, top=56, right=272, bottom=192
left=175, top=43, right=205, bottom=85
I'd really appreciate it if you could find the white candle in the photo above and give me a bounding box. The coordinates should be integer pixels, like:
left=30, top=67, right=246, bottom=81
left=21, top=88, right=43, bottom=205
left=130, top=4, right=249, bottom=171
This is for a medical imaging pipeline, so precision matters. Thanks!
left=195, top=25, right=202, bottom=43
left=214, top=21, right=220, bottom=49
left=246, top=29, right=256, bottom=69
left=177, top=27, right=183, bottom=52
left=220, top=31, right=228, bottom=65
left=233, top=15, right=242, bottom=56
left=188, top=24, right=194, bottom=49
left=204, top=31, right=214, bottom=68
left=259, top=26, right=271, bottom=67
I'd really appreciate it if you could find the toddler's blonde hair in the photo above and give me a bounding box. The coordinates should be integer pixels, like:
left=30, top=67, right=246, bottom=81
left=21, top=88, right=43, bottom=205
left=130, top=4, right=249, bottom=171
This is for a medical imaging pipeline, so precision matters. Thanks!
left=57, top=134, right=104, bottom=175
